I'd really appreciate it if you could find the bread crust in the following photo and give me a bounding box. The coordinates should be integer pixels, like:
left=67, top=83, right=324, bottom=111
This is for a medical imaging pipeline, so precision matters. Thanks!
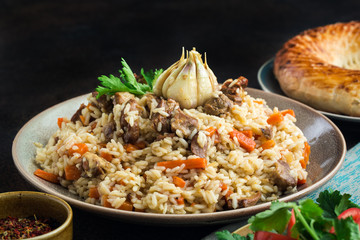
left=274, top=21, right=360, bottom=117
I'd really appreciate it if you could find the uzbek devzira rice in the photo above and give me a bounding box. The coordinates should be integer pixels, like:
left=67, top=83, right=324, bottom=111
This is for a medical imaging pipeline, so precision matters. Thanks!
left=34, top=49, right=310, bottom=214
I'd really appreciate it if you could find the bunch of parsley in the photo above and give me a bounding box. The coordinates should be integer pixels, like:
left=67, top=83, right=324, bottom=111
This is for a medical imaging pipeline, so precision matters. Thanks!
left=216, top=190, right=360, bottom=240
left=95, top=58, right=163, bottom=98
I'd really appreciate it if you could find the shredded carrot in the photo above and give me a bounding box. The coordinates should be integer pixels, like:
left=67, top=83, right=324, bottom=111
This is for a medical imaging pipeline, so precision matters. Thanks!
left=281, top=109, right=296, bottom=117
left=220, top=182, right=228, bottom=191
left=205, top=127, right=217, bottom=137
left=157, top=158, right=207, bottom=170
left=124, top=143, right=140, bottom=153
left=260, top=139, right=276, bottom=150
left=89, top=187, right=100, bottom=199
left=297, top=179, right=306, bottom=185
left=190, top=202, right=196, bottom=207
left=176, top=197, right=185, bottom=205
left=267, top=112, right=284, bottom=125
left=173, top=176, right=186, bottom=188
left=241, top=130, right=253, bottom=138
left=253, top=100, right=263, bottom=104
left=300, top=142, right=311, bottom=168
left=86, top=103, right=92, bottom=109
left=229, top=129, right=256, bottom=152
left=225, top=189, right=233, bottom=199
left=117, top=179, right=126, bottom=186
left=64, top=165, right=81, bottom=180
left=79, top=115, right=85, bottom=124
left=100, top=151, right=113, bottom=162
left=102, top=195, right=112, bottom=208
left=57, top=117, right=69, bottom=129
left=68, top=143, right=88, bottom=156
left=119, top=201, right=134, bottom=211
left=34, top=169, right=59, bottom=184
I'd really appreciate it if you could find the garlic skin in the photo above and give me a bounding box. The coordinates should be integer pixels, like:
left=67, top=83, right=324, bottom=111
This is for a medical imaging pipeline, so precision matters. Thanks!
left=153, top=48, right=218, bottom=109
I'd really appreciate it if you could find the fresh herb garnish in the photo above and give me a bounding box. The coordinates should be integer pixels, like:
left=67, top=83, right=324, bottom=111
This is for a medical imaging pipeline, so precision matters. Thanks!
left=95, top=58, right=163, bottom=98
left=215, top=190, right=360, bottom=240
left=215, top=230, right=253, bottom=240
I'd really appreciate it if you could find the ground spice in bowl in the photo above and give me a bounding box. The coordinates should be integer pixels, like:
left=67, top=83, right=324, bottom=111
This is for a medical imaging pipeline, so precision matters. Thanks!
left=0, top=215, right=59, bottom=239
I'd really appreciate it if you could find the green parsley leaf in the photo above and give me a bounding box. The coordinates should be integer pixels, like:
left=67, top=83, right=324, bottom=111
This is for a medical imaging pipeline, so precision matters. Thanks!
left=215, top=230, right=253, bottom=240
left=141, top=68, right=163, bottom=89
left=334, top=217, right=360, bottom=239
left=95, top=58, right=162, bottom=98
left=248, top=201, right=294, bottom=233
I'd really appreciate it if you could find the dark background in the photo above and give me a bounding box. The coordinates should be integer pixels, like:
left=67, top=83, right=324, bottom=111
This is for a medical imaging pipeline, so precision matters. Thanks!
left=1, top=0, right=359, bottom=239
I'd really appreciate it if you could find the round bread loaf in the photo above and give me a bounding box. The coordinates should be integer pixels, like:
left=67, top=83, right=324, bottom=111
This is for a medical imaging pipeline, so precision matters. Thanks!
left=274, top=21, right=360, bottom=117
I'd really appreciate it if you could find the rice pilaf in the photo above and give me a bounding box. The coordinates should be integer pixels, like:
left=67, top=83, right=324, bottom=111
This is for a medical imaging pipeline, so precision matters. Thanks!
left=34, top=82, right=309, bottom=214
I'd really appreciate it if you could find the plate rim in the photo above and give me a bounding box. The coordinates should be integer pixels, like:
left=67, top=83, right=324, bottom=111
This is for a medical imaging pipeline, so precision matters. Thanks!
left=12, top=89, right=346, bottom=225
left=257, top=58, right=360, bottom=122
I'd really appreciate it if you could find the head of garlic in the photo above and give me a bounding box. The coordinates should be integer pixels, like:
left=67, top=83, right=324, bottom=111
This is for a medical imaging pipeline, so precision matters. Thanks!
left=153, top=48, right=218, bottom=109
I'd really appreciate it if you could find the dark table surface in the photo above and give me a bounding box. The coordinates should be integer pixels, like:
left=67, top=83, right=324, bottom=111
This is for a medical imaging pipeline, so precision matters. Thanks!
left=1, top=0, right=360, bottom=239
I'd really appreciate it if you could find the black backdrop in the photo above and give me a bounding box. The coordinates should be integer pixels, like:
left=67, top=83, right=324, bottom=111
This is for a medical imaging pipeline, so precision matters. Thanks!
left=1, top=1, right=359, bottom=239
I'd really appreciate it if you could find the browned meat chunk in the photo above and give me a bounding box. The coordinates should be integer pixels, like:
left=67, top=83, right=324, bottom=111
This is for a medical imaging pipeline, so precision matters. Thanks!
left=102, top=122, right=115, bottom=142
left=113, top=92, right=135, bottom=105
left=151, top=97, right=179, bottom=134
left=273, top=160, right=296, bottom=191
left=171, top=109, right=199, bottom=138
left=226, top=191, right=261, bottom=209
left=156, top=133, right=176, bottom=141
left=120, top=99, right=140, bottom=143
left=91, top=92, right=113, bottom=113
left=221, top=76, right=248, bottom=105
left=71, top=103, right=86, bottom=123
left=190, top=132, right=208, bottom=158
left=203, top=93, right=233, bottom=116
left=261, top=126, right=275, bottom=139
left=81, top=152, right=113, bottom=178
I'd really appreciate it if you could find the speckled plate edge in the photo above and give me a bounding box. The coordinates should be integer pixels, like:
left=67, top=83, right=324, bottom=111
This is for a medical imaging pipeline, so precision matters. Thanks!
left=12, top=89, right=346, bottom=226
left=258, top=58, right=360, bottom=123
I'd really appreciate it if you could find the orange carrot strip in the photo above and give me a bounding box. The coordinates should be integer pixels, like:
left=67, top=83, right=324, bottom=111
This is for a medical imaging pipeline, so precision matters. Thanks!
left=34, top=169, right=59, bottom=184
left=281, top=109, right=296, bottom=118
left=225, top=189, right=233, bottom=199
left=157, top=158, right=207, bottom=170
left=64, top=165, right=81, bottom=180
left=119, top=201, right=134, bottom=211
left=254, top=100, right=263, bottom=104
left=89, top=187, right=100, bottom=199
left=297, top=179, right=306, bottom=185
left=205, top=127, right=217, bottom=137
left=260, top=139, right=276, bottom=150
left=57, top=117, right=69, bottom=129
left=102, top=195, right=112, bottom=208
left=241, top=130, right=253, bottom=138
left=79, top=115, right=85, bottom=124
left=267, top=112, right=284, bottom=125
left=173, top=176, right=186, bottom=188
left=220, top=182, right=228, bottom=191
left=300, top=142, right=311, bottom=168
left=100, top=151, right=113, bottom=162
left=175, top=197, right=185, bottom=205
left=229, top=130, right=256, bottom=152
left=124, top=143, right=140, bottom=153
left=68, top=143, right=88, bottom=156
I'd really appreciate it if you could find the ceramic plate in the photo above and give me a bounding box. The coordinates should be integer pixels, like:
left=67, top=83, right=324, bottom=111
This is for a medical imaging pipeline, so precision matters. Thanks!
left=258, top=58, right=360, bottom=123
left=12, top=89, right=346, bottom=225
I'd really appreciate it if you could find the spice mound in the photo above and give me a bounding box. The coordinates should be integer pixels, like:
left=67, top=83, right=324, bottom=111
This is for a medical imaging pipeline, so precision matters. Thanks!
left=0, top=215, right=59, bottom=239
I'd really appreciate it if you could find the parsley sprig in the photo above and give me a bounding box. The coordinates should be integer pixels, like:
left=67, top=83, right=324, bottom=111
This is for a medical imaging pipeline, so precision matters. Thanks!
left=95, top=58, right=163, bottom=98
left=216, top=190, right=360, bottom=240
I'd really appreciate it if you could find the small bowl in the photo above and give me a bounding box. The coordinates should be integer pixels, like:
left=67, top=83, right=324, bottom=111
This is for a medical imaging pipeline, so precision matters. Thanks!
left=0, top=191, right=73, bottom=239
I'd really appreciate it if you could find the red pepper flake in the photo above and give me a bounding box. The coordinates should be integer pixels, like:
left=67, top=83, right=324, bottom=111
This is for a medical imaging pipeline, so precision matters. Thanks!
left=0, top=215, right=59, bottom=239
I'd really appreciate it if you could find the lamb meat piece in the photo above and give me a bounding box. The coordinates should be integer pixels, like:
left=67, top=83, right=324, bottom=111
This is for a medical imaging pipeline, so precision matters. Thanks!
left=71, top=103, right=86, bottom=123
left=91, top=92, right=113, bottom=113
left=81, top=152, right=114, bottom=178
left=120, top=99, right=140, bottom=143
left=145, top=94, right=161, bottom=111
left=190, top=132, right=208, bottom=158
left=261, top=126, right=275, bottom=139
left=102, top=121, right=115, bottom=142
left=273, top=160, right=296, bottom=191
left=226, top=191, right=261, bottom=209
left=113, top=92, right=135, bottom=105
left=203, top=93, right=233, bottom=116
left=156, top=133, right=176, bottom=141
left=171, top=109, right=199, bottom=138
left=151, top=98, right=179, bottom=134
left=221, top=76, right=248, bottom=105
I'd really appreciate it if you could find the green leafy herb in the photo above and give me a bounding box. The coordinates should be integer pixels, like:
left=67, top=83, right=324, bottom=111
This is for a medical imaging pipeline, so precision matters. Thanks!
left=216, top=190, right=360, bottom=240
left=215, top=230, right=253, bottom=240
left=95, top=58, right=163, bottom=98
